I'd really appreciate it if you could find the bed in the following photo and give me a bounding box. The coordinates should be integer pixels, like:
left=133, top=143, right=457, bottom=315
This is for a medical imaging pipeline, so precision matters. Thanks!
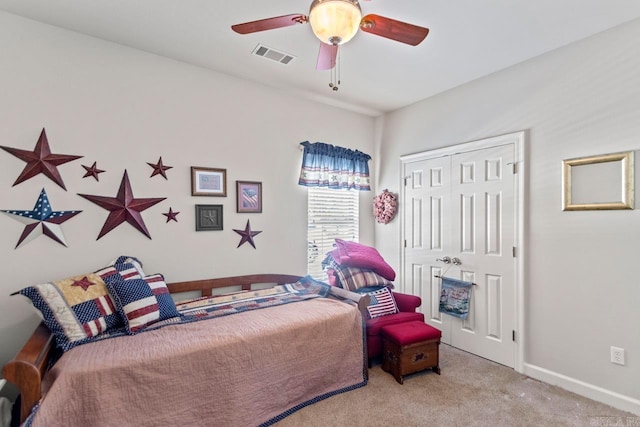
left=3, top=273, right=369, bottom=426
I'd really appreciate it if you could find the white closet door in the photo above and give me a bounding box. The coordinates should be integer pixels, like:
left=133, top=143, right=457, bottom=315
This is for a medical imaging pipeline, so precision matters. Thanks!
left=402, top=143, right=516, bottom=367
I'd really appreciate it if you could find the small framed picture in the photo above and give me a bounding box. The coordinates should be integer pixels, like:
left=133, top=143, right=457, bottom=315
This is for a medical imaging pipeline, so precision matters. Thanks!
left=236, top=181, right=262, bottom=213
left=195, top=204, right=223, bottom=231
left=191, top=167, right=227, bottom=197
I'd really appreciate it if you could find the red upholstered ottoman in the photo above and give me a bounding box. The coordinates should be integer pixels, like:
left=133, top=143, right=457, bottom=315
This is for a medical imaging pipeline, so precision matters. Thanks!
left=381, top=321, right=441, bottom=384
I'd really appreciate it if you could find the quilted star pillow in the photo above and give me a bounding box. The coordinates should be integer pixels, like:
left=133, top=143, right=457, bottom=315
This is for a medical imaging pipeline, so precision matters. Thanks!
left=18, top=257, right=145, bottom=351
left=105, top=273, right=180, bottom=334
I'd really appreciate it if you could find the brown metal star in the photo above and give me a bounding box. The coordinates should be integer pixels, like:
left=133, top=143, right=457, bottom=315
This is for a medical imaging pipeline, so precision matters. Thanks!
left=78, top=170, right=166, bottom=240
left=163, top=207, right=180, bottom=223
left=233, top=220, right=262, bottom=249
left=0, top=128, right=83, bottom=190
left=82, top=161, right=106, bottom=181
left=147, top=156, right=172, bottom=179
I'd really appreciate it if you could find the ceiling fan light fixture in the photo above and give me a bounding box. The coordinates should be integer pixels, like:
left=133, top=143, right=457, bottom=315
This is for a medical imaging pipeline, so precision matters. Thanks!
left=309, top=0, right=362, bottom=45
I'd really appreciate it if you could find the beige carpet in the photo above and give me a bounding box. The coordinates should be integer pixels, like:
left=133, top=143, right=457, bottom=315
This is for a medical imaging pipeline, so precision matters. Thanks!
left=274, top=344, right=636, bottom=426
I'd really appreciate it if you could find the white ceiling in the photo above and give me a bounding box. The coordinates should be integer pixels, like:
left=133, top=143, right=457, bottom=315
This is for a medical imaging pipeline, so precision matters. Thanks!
left=2, top=1, right=640, bottom=116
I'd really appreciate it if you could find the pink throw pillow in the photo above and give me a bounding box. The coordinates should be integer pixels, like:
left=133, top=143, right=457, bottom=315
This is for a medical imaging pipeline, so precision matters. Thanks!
left=334, top=239, right=396, bottom=281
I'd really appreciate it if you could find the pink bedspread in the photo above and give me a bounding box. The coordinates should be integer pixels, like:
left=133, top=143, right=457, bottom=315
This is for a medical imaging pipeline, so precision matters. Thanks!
left=31, top=298, right=366, bottom=426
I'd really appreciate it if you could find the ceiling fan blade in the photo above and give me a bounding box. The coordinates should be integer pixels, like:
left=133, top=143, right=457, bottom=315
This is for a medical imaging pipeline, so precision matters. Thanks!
left=231, top=14, right=307, bottom=34
left=360, top=14, right=429, bottom=46
left=316, top=43, right=338, bottom=70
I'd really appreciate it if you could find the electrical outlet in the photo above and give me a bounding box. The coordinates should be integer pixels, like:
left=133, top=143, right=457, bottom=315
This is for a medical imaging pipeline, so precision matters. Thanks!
left=610, top=346, right=625, bottom=366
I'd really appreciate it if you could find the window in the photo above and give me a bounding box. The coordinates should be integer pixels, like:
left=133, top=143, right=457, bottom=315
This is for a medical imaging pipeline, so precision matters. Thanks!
left=307, top=187, right=359, bottom=280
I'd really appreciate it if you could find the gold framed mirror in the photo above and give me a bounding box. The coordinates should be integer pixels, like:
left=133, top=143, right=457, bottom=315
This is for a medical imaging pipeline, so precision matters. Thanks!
left=562, top=151, right=634, bottom=211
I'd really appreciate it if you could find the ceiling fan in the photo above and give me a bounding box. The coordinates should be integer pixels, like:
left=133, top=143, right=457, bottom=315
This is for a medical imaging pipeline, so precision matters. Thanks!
left=231, top=0, right=429, bottom=75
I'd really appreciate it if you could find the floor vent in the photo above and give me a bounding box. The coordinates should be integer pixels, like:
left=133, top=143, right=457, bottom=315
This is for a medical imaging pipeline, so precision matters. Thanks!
left=252, top=44, right=295, bottom=65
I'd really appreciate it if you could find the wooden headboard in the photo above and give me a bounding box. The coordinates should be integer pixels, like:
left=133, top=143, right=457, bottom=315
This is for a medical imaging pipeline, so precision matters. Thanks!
left=166, top=274, right=305, bottom=295
left=2, top=274, right=367, bottom=423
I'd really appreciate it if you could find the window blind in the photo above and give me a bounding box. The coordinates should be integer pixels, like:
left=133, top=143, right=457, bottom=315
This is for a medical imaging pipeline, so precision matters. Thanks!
left=307, top=187, right=359, bottom=280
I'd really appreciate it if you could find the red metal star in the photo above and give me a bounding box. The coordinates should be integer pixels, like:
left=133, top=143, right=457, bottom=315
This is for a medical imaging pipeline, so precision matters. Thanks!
left=71, top=276, right=95, bottom=291
left=233, top=220, right=262, bottom=249
left=82, top=161, right=106, bottom=181
left=78, top=170, right=166, bottom=240
left=147, top=156, right=173, bottom=180
left=0, top=128, right=83, bottom=190
left=163, top=207, right=180, bottom=223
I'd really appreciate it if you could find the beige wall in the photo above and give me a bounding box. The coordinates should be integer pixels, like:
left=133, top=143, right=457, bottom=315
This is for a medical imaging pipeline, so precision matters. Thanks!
left=373, top=18, right=640, bottom=414
left=0, top=11, right=375, bottom=370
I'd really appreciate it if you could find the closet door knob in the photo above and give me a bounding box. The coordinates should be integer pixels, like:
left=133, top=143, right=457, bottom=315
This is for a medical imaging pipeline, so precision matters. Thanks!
left=451, top=257, right=461, bottom=266
left=436, top=256, right=451, bottom=264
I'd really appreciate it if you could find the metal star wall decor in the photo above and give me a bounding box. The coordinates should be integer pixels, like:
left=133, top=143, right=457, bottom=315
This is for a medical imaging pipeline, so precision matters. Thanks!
left=0, top=128, right=83, bottom=190
left=163, top=207, right=180, bottom=223
left=78, top=170, right=166, bottom=240
left=147, top=156, right=172, bottom=180
left=82, top=161, right=106, bottom=181
left=1, top=188, right=82, bottom=249
left=233, top=220, right=262, bottom=249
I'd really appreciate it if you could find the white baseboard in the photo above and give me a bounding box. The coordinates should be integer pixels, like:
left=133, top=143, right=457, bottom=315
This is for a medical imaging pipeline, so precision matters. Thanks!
left=523, top=363, right=640, bottom=416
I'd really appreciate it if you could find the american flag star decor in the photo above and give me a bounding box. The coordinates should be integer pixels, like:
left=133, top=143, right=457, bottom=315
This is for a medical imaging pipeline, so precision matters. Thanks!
left=1, top=188, right=82, bottom=248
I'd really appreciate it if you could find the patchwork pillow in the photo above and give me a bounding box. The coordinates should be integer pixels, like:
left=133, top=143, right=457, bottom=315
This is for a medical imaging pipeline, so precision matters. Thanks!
left=18, top=258, right=145, bottom=351
left=336, top=266, right=395, bottom=292
left=109, top=255, right=146, bottom=279
left=324, top=255, right=394, bottom=292
left=361, top=286, right=398, bottom=319
left=334, top=239, right=396, bottom=281
left=105, top=273, right=180, bottom=334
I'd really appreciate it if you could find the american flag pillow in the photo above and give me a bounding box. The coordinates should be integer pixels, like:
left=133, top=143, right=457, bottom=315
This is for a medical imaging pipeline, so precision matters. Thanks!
left=363, top=286, right=398, bottom=319
left=105, top=273, right=180, bottom=333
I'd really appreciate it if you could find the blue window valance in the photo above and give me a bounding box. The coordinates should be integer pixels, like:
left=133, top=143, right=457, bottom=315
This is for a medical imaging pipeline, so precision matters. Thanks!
left=298, top=141, right=371, bottom=191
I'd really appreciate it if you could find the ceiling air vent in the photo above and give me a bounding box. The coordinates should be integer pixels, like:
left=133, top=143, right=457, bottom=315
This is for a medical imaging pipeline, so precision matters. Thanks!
left=252, top=44, right=295, bottom=65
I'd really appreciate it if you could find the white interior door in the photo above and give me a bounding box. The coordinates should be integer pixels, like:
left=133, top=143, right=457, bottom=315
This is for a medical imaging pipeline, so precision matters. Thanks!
left=403, top=154, right=453, bottom=341
left=402, top=141, right=517, bottom=367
